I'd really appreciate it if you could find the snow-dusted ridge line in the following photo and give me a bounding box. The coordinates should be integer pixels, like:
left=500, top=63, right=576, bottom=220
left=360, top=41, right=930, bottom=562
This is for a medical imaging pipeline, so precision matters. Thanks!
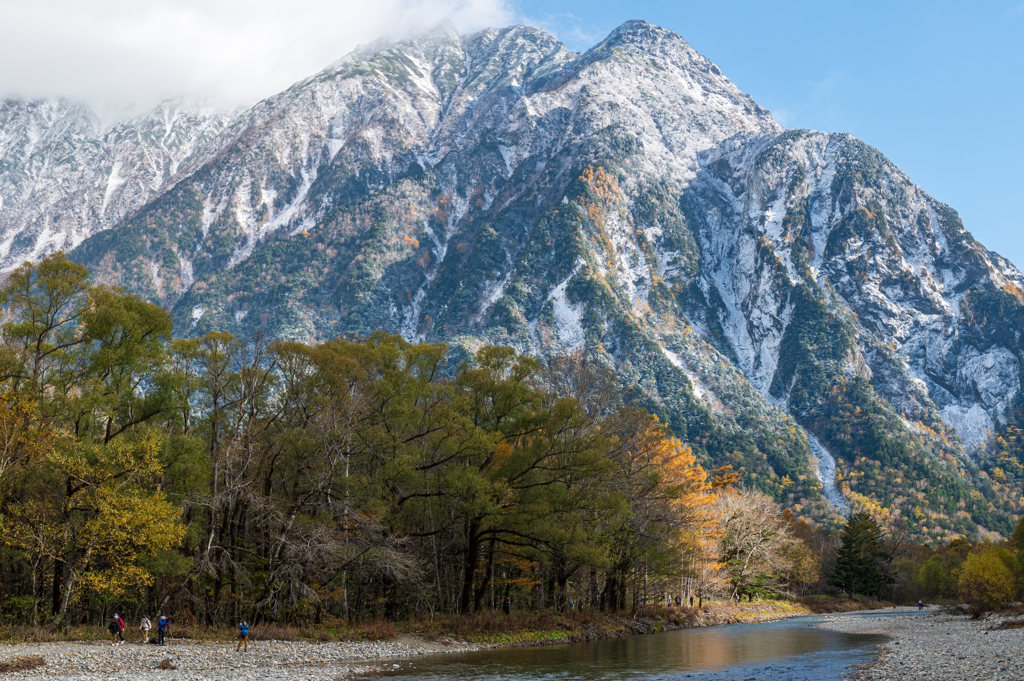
left=0, top=97, right=240, bottom=271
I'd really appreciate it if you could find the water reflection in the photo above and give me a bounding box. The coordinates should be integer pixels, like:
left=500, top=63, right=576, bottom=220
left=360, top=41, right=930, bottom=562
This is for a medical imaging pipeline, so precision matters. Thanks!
left=361, top=614, right=901, bottom=680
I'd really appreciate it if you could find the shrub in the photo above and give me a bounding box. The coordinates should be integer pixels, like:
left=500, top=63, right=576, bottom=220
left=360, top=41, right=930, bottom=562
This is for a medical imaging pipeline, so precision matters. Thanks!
left=0, top=656, right=45, bottom=672
left=958, top=550, right=1015, bottom=612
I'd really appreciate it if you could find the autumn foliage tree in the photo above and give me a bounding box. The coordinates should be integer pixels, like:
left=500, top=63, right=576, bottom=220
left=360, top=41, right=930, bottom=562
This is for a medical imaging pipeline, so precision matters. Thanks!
left=0, top=254, right=185, bottom=624
left=958, top=549, right=1015, bottom=612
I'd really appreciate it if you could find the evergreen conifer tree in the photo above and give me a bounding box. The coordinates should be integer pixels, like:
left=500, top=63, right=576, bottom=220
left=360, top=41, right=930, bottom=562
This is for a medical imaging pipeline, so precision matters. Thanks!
left=829, top=512, right=891, bottom=598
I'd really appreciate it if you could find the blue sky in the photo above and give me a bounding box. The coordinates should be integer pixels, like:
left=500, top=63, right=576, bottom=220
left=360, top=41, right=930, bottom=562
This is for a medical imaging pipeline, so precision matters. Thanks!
left=512, top=0, right=1024, bottom=269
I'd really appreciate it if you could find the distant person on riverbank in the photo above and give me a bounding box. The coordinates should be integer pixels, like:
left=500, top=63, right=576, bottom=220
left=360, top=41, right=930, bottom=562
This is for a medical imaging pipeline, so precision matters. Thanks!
left=918, top=600, right=923, bottom=611
left=237, top=619, right=250, bottom=652
left=157, top=613, right=170, bottom=645
left=140, top=615, right=152, bottom=643
left=503, top=597, right=511, bottom=615
left=108, top=617, right=120, bottom=646
left=115, top=613, right=125, bottom=644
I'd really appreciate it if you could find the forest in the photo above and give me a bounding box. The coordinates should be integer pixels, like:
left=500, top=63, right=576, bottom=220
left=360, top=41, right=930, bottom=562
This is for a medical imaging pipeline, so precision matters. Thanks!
left=0, top=255, right=1021, bottom=632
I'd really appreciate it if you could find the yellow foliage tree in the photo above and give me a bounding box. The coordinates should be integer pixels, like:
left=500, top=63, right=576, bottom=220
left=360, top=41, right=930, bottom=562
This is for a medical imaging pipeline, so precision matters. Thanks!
left=958, top=549, right=1014, bottom=612
left=5, top=432, right=185, bottom=621
left=0, top=386, right=51, bottom=483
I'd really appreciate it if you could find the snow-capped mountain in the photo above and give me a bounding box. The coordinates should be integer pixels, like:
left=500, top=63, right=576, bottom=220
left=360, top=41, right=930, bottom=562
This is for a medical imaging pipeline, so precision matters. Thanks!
left=5, top=20, right=1022, bottom=538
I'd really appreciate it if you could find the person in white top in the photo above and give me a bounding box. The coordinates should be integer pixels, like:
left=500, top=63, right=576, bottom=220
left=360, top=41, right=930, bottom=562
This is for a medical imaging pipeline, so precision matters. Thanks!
left=140, top=615, right=152, bottom=643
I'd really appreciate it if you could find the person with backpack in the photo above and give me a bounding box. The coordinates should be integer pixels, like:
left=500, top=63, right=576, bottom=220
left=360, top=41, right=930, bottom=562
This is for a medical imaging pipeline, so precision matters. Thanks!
left=139, top=615, right=152, bottom=643
left=157, top=613, right=170, bottom=646
left=107, top=616, right=120, bottom=646
left=236, top=619, right=250, bottom=652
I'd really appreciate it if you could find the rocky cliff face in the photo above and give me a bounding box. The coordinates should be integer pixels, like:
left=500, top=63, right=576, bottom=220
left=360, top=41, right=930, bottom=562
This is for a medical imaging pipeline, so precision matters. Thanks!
left=4, top=20, right=1021, bottom=538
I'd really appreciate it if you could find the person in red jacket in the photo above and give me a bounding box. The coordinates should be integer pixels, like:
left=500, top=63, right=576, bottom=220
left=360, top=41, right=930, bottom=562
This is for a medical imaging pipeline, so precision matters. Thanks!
left=114, top=613, right=125, bottom=645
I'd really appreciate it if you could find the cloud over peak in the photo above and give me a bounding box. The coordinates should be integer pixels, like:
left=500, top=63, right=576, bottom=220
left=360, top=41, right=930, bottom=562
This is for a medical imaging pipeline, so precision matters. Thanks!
left=0, top=0, right=512, bottom=111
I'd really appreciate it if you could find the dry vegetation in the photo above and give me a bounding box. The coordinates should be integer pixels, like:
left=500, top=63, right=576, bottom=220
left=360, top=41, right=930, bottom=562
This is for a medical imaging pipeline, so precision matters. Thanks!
left=0, top=655, right=44, bottom=673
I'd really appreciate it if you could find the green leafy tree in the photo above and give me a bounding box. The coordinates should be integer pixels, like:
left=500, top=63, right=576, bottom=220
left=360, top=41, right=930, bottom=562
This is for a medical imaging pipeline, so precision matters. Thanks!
left=829, top=512, right=891, bottom=598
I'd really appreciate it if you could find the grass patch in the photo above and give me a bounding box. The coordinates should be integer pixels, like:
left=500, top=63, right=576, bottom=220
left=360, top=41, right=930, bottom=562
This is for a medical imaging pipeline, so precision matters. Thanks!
left=170, top=620, right=397, bottom=643
left=0, top=598, right=894, bottom=648
left=991, top=618, right=1024, bottom=630
left=0, top=655, right=45, bottom=673
left=0, top=625, right=110, bottom=644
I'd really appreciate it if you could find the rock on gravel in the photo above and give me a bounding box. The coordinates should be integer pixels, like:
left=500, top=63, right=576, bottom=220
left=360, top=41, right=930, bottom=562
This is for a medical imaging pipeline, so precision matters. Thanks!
left=817, top=610, right=1024, bottom=680
left=0, top=636, right=484, bottom=680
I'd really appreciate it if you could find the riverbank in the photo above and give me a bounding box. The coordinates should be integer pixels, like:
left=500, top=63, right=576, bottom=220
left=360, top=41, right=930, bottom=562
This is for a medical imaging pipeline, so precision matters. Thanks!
left=0, top=598, right=890, bottom=679
left=817, top=608, right=1024, bottom=680
left=398, top=596, right=888, bottom=646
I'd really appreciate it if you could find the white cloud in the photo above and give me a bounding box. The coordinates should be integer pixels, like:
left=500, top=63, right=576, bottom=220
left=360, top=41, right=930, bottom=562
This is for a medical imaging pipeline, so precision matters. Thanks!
left=0, top=0, right=512, bottom=111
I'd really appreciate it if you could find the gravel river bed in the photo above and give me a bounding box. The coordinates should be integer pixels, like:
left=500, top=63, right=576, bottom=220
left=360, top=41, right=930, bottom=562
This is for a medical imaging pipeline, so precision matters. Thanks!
left=0, top=635, right=485, bottom=680
left=817, top=610, right=1024, bottom=680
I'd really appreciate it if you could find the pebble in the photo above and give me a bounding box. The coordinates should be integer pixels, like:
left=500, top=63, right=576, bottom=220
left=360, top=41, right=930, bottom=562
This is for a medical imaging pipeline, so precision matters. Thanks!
left=817, top=609, right=1024, bottom=680
left=0, top=636, right=482, bottom=680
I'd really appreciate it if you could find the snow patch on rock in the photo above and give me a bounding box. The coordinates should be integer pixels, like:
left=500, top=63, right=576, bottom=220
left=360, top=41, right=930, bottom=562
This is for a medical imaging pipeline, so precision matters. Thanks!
left=547, top=259, right=585, bottom=352
left=805, top=430, right=850, bottom=516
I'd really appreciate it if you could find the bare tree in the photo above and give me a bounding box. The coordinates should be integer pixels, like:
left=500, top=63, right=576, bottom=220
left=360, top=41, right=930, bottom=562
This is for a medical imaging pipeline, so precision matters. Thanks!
left=712, top=489, right=792, bottom=601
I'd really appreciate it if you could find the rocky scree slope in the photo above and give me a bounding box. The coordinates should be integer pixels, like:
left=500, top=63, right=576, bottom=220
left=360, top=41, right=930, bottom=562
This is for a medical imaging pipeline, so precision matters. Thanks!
left=10, top=20, right=1017, bottom=538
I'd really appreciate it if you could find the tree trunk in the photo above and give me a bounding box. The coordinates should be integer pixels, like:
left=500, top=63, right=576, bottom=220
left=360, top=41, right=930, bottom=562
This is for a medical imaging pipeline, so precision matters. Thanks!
left=473, top=538, right=495, bottom=612
left=51, top=560, right=64, bottom=616
left=459, top=518, right=481, bottom=614
left=55, top=546, right=87, bottom=624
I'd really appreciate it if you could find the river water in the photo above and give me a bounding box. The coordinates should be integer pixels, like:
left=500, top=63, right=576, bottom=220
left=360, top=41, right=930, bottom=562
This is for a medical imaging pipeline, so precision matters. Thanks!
left=361, top=614, right=912, bottom=681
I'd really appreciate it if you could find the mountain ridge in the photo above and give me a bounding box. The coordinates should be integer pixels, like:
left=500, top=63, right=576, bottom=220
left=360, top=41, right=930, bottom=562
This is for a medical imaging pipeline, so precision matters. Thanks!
left=1, top=19, right=1021, bottom=539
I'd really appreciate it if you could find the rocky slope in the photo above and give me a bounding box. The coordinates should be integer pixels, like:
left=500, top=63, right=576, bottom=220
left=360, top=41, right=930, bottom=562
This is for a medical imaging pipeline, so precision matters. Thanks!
left=4, top=20, right=1021, bottom=538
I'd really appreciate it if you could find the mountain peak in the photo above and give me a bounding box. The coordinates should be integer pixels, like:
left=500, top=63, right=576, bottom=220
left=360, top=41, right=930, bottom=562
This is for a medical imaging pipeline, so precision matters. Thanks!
left=322, top=20, right=462, bottom=75
left=603, top=19, right=681, bottom=46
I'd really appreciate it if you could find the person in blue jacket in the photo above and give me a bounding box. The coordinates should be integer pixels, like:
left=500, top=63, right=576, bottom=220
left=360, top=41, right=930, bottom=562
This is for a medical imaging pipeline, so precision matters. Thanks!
left=156, top=613, right=170, bottom=646
left=237, top=619, right=250, bottom=652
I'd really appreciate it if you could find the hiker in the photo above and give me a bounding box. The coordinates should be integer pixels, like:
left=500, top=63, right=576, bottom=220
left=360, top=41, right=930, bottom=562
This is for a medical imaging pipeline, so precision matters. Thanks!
left=675, top=595, right=682, bottom=606
left=157, top=613, right=170, bottom=645
left=689, top=595, right=694, bottom=608
left=140, top=615, right=152, bottom=643
left=502, top=597, right=511, bottom=615
left=114, top=613, right=125, bottom=644
left=237, top=619, right=250, bottom=652
left=918, top=600, right=924, bottom=611
left=108, top=617, right=120, bottom=646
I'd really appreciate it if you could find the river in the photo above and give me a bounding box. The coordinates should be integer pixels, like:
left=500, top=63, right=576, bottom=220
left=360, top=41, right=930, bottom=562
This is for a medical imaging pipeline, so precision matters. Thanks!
left=360, top=613, right=921, bottom=680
